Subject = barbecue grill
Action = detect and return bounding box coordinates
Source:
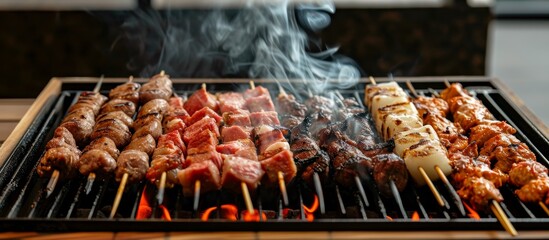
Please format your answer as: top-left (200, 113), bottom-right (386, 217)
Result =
top-left (0, 76), bottom-right (548, 234)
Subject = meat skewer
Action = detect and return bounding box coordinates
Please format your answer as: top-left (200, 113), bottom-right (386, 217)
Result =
top-left (332, 90), bottom-right (409, 218)
top-left (407, 80), bottom-right (517, 236)
top-left (82, 76), bottom-right (136, 194)
top-left (249, 81), bottom-right (292, 206)
top-left (110, 71), bottom-right (174, 217)
top-left (41, 76), bottom-right (106, 197)
top-left (440, 81), bottom-right (549, 216)
top-left (277, 86), bottom-right (327, 212)
top-left (366, 77), bottom-right (449, 209)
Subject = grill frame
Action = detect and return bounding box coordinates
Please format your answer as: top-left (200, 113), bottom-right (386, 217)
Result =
top-left (0, 76), bottom-right (548, 232)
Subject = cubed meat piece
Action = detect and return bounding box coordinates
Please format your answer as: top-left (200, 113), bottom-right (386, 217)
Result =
top-left (184, 88), bottom-right (219, 115)
top-left (260, 150), bottom-right (296, 187)
top-left (255, 128), bottom-right (286, 154)
top-left (221, 125), bottom-right (252, 142)
top-left (216, 139), bottom-right (258, 161)
top-left (115, 150), bottom-right (149, 183)
top-left (187, 144), bottom-right (217, 156)
top-left (125, 134), bottom-right (156, 157)
top-left (147, 154), bottom-right (183, 182)
top-left (259, 141), bottom-right (290, 161)
top-left (218, 92), bottom-right (246, 113)
top-left (185, 151), bottom-right (223, 169)
top-left (246, 95), bottom-right (275, 112)
top-left (223, 111), bottom-right (251, 127)
top-left (163, 118), bottom-right (186, 137)
top-left (178, 161), bottom-right (221, 196)
top-left (187, 129), bottom-right (218, 149)
top-left (183, 117), bottom-right (220, 144)
top-left (221, 156), bottom-right (265, 193)
top-left (184, 107), bottom-right (222, 126)
top-left (169, 96), bottom-right (185, 110)
top-left (250, 111), bottom-right (280, 126)
top-left (153, 141), bottom-right (184, 159)
top-left (158, 130), bottom-right (185, 152)
top-left (243, 86), bottom-right (270, 99)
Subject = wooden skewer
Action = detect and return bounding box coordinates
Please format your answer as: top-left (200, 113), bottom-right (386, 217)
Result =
top-left (406, 80), bottom-right (463, 213)
top-left (250, 81), bottom-right (290, 207)
top-left (540, 201), bottom-right (549, 217)
top-left (160, 70), bottom-right (165, 76)
top-left (109, 172), bottom-right (128, 219)
top-left (435, 166), bottom-right (466, 216)
top-left (193, 180), bottom-right (201, 211)
top-left (278, 171), bottom-right (289, 207)
top-left (491, 200), bottom-right (518, 236)
top-left (84, 172), bottom-right (96, 195)
top-left (45, 170), bottom-right (60, 198)
top-left (418, 166), bottom-right (445, 207)
top-left (241, 182), bottom-right (254, 214)
top-left (443, 79), bottom-right (451, 88)
top-left (156, 171), bottom-right (167, 205)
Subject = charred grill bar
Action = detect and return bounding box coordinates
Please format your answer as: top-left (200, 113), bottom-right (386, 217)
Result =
top-left (0, 77), bottom-right (548, 232)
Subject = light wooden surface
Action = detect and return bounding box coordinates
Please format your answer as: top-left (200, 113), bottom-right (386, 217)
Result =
top-left (0, 77), bottom-right (547, 239)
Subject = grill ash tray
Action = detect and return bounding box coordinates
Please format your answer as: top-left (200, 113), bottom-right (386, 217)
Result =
top-left (0, 77), bottom-right (548, 232)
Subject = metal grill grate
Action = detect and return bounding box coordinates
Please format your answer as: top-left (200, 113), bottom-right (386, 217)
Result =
top-left (0, 77), bottom-right (547, 232)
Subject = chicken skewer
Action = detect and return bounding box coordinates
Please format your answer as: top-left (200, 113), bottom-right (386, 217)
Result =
top-left (41, 76), bottom-right (107, 197)
top-left (366, 77), bottom-right (449, 209)
top-left (440, 81), bottom-right (549, 217)
top-left (408, 80), bottom-right (517, 236)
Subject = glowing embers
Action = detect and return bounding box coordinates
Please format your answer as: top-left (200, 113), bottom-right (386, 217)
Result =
top-left (463, 202), bottom-right (481, 220)
top-left (201, 205), bottom-right (238, 221)
top-left (136, 185), bottom-right (173, 221)
top-left (411, 211), bottom-right (420, 221)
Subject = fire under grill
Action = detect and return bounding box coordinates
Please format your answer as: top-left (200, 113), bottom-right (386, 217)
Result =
top-left (0, 77), bottom-right (548, 232)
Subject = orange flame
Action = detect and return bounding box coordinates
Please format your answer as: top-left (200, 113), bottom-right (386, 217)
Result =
top-left (463, 202), bottom-right (481, 220)
top-left (136, 186), bottom-right (152, 220)
top-left (135, 186), bottom-right (173, 220)
top-left (386, 216), bottom-right (393, 221)
top-left (242, 210), bottom-right (267, 222)
top-left (201, 204), bottom-right (238, 221)
top-left (302, 195), bottom-right (319, 222)
top-left (159, 205), bottom-right (172, 221)
top-left (411, 211), bottom-right (420, 221)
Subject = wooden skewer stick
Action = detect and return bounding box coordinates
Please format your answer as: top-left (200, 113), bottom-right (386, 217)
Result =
top-left (368, 76), bottom-right (377, 85)
top-left (45, 170), bottom-right (60, 198)
top-left (418, 166), bottom-right (445, 207)
top-left (278, 171), bottom-right (289, 207)
top-left (160, 70), bottom-right (165, 76)
top-left (193, 180), bottom-right (201, 211)
top-left (435, 166), bottom-right (466, 216)
top-left (241, 182), bottom-right (254, 214)
top-left (250, 81), bottom-right (290, 207)
top-left (540, 201), bottom-right (549, 217)
top-left (491, 200), bottom-right (518, 236)
top-left (84, 172), bottom-right (96, 195)
top-left (406, 80), bottom-right (463, 212)
top-left (109, 172), bottom-right (128, 219)
top-left (156, 171), bottom-right (167, 205)
top-left (443, 79), bottom-right (451, 88)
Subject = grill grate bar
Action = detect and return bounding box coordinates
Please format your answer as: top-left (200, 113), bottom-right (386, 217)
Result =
top-left (335, 185), bottom-right (346, 215)
top-left (65, 181), bottom-right (85, 219)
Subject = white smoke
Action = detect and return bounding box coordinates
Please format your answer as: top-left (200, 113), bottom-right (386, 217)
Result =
top-left (120, 0), bottom-right (360, 93)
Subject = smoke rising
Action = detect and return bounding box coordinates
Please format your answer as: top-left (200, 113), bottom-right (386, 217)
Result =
top-left (120, 0), bottom-right (360, 93)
